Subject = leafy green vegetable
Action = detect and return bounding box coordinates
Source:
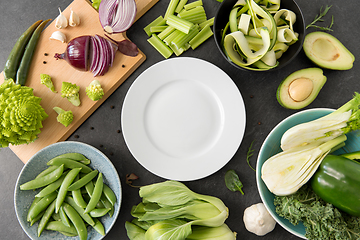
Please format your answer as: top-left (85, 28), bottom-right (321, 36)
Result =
top-left (86, 80), bottom-right (104, 101)
top-left (224, 170), bottom-right (244, 195)
top-left (306, 5), bottom-right (334, 31)
top-left (53, 107), bottom-right (73, 127)
top-left (247, 140), bottom-right (256, 171)
top-left (0, 79), bottom-right (48, 148)
top-left (40, 74), bottom-right (56, 93)
top-left (61, 82), bottom-right (80, 107)
top-left (274, 184), bottom-right (360, 239)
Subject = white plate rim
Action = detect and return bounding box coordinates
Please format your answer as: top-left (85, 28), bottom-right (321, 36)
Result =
top-left (121, 57), bottom-right (246, 181)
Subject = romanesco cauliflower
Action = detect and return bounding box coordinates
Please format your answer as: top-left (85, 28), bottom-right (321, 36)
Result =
top-left (40, 74), bottom-right (56, 93)
top-left (53, 107), bottom-right (73, 127)
top-left (61, 82), bottom-right (80, 106)
top-left (86, 80), bottom-right (104, 101)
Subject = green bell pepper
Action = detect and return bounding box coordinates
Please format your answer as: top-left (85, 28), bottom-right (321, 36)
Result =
top-left (311, 154), bottom-right (360, 217)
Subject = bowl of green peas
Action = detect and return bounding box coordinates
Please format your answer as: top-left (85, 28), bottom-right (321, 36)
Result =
top-left (14, 141), bottom-right (122, 240)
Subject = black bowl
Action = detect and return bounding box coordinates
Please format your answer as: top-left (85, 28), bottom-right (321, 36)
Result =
top-left (214, 0), bottom-right (305, 71)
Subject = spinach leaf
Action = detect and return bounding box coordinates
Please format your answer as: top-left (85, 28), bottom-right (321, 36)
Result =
top-left (224, 170), bottom-right (244, 195)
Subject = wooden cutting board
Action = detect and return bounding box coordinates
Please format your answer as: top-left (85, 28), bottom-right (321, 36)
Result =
top-left (0, 0), bottom-right (159, 163)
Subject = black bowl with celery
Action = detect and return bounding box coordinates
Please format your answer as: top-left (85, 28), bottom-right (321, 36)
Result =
top-left (214, 0), bottom-right (305, 71)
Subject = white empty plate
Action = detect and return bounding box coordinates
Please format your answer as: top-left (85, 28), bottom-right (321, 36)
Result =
top-left (121, 57), bottom-right (246, 181)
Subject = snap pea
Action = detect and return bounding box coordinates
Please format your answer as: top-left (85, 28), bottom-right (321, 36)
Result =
top-left (16, 19), bottom-right (51, 86)
top-left (65, 196), bottom-right (95, 226)
top-left (45, 221), bottom-right (78, 236)
top-left (20, 164), bottom-right (64, 190)
top-left (63, 202), bottom-right (88, 240)
top-left (100, 193), bottom-right (114, 217)
top-left (92, 218), bottom-right (105, 236)
top-left (35, 171), bottom-right (67, 198)
top-left (37, 198), bottom-right (56, 237)
top-left (59, 231), bottom-right (78, 237)
top-left (51, 212), bottom-right (61, 221)
top-left (59, 206), bottom-right (71, 227)
top-left (30, 210), bottom-right (44, 226)
top-left (103, 183), bottom-right (117, 206)
top-left (72, 188), bottom-right (87, 209)
top-left (52, 152), bottom-right (88, 161)
top-left (84, 173), bottom-right (103, 214)
top-left (55, 168), bottom-right (81, 213)
top-left (3, 20), bottom-right (42, 81)
top-left (35, 165), bottom-right (58, 179)
top-left (68, 169), bottom-right (98, 191)
top-left (27, 191), bottom-right (57, 222)
top-left (89, 208), bottom-right (111, 218)
top-left (27, 197), bottom-right (41, 221)
top-left (47, 158), bottom-right (92, 173)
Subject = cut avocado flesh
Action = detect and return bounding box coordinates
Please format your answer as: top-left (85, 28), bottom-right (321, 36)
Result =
top-left (303, 31), bottom-right (355, 70)
top-left (277, 68), bottom-right (326, 109)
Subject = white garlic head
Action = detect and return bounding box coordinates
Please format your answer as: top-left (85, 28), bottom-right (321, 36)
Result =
top-left (55, 7), bottom-right (68, 29)
top-left (243, 203), bottom-right (276, 236)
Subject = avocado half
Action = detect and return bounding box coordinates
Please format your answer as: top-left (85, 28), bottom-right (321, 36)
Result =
top-left (303, 31), bottom-right (355, 70)
top-left (277, 68), bottom-right (326, 109)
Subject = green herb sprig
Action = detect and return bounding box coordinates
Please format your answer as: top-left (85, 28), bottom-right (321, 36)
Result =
top-left (306, 5), bottom-right (334, 31)
top-left (247, 140), bottom-right (256, 171)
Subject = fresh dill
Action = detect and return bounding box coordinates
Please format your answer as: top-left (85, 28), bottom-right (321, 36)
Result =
top-left (306, 5), bottom-right (334, 31)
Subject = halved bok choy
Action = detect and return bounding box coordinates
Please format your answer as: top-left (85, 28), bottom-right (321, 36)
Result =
top-left (281, 92), bottom-right (360, 151)
top-left (262, 134), bottom-right (347, 196)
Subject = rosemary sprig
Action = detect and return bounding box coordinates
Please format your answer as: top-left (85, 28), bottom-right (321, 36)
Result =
top-left (306, 5), bottom-right (334, 31)
top-left (247, 140), bottom-right (256, 171)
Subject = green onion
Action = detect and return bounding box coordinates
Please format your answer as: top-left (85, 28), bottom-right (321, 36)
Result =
top-left (147, 34), bottom-right (173, 59)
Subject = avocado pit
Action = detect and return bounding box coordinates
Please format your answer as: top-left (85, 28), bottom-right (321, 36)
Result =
top-left (288, 78), bottom-right (313, 102)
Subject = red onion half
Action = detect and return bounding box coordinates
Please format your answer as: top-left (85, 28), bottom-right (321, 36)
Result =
top-left (99, 0), bottom-right (137, 34)
top-left (55, 35), bottom-right (118, 77)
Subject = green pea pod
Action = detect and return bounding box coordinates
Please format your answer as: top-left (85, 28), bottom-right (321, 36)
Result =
top-left (72, 188), bottom-right (87, 209)
top-left (68, 170), bottom-right (98, 191)
top-left (55, 168), bottom-right (81, 213)
top-left (3, 20), bottom-right (42, 80)
top-left (103, 183), bottom-right (116, 206)
top-left (27, 191), bottom-right (57, 222)
top-left (30, 211), bottom-right (44, 226)
top-left (35, 165), bottom-right (58, 179)
top-left (65, 196), bottom-right (95, 226)
top-left (16, 19), bottom-right (51, 86)
top-left (47, 158), bottom-right (92, 173)
top-left (51, 212), bottom-right (61, 221)
top-left (100, 192), bottom-right (114, 217)
top-left (63, 203), bottom-right (88, 240)
top-left (89, 208), bottom-right (111, 218)
top-left (35, 171), bottom-right (68, 198)
top-left (45, 221), bottom-right (78, 236)
top-left (20, 164), bottom-right (64, 190)
top-left (27, 197), bottom-right (41, 222)
top-left (37, 198), bottom-right (56, 237)
top-left (84, 173), bottom-right (103, 214)
top-left (59, 206), bottom-right (72, 227)
top-left (92, 218), bottom-right (105, 236)
top-left (52, 152), bottom-right (88, 161)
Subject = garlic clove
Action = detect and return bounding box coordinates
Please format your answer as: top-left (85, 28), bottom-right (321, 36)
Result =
top-left (55, 7), bottom-right (68, 29)
top-left (69, 8), bottom-right (80, 27)
top-left (50, 31), bottom-right (67, 43)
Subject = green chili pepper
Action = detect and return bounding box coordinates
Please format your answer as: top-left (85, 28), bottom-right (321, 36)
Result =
top-left (20, 164), bottom-right (64, 190)
top-left (63, 202), bottom-right (88, 240)
top-left (68, 169), bottom-right (98, 191)
top-left (55, 168), bottom-right (81, 213)
top-left (311, 154), bottom-right (360, 217)
top-left (16, 19), bottom-right (51, 86)
top-left (84, 173), bottom-right (103, 214)
top-left (37, 198), bottom-right (56, 237)
top-left (103, 183), bottom-right (117, 206)
top-left (45, 221), bottom-right (78, 236)
top-left (27, 191), bottom-right (57, 222)
top-left (3, 20), bottom-right (42, 81)
top-left (47, 158), bottom-right (92, 173)
top-left (65, 196), bottom-right (95, 226)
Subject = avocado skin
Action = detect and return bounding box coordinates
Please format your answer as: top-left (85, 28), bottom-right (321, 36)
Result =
top-left (303, 31), bottom-right (355, 70)
top-left (276, 68), bottom-right (327, 110)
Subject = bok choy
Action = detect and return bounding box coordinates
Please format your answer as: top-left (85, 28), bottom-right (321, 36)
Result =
top-left (281, 92), bottom-right (360, 150)
top-left (125, 180), bottom-right (236, 240)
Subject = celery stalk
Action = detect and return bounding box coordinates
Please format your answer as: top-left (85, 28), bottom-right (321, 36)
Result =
top-left (164, 0), bottom-right (180, 20)
top-left (158, 26), bottom-right (176, 40)
top-left (199, 17), bottom-right (214, 29)
top-left (147, 34), bottom-right (173, 59)
top-left (171, 26), bottom-right (200, 49)
top-left (163, 29), bottom-right (182, 45)
top-left (166, 14), bottom-right (194, 34)
top-left (177, 6), bottom-right (207, 24)
top-left (144, 16), bottom-right (166, 37)
top-left (175, 0), bottom-right (188, 13)
top-left (184, 0), bottom-right (203, 10)
top-left (150, 25), bottom-right (168, 33)
top-left (189, 24), bottom-right (213, 50)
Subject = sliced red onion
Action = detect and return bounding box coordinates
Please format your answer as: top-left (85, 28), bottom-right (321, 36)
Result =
top-left (99, 0), bottom-right (137, 34)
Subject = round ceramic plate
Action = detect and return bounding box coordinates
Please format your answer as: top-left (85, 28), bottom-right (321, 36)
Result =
top-left (256, 108), bottom-right (360, 238)
top-left (122, 57), bottom-right (246, 181)
top-left (14, 141), bottom-right (122, 240)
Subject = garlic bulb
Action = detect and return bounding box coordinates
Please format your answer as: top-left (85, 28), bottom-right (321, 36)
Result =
top-left (50, 31), bottom-right (66, 43)
top-left (243, 203), bottom-right (276, 236)
top-left (55, 7), bottom-right (68, 29)
top-left (69, 8), bottom-right (80, 27)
